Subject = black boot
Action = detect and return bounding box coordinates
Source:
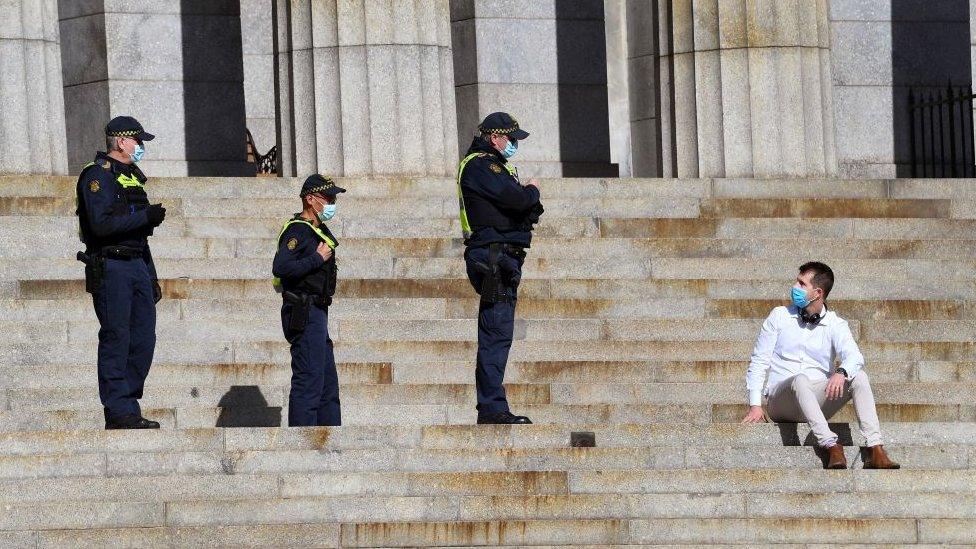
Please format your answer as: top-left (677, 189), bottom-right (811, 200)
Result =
top-left (477, 411), bottom-right (532, 425)
top-left (106, 414), bottom-right (160, 430)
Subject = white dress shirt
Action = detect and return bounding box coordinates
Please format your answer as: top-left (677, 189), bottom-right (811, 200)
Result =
top-left (745, 305), bottom-right (865, 406)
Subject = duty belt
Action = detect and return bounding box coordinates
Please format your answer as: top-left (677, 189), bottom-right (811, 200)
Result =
top-left (283, 290), bottom-right (330, 309)
top-left (95, 246), bottom-right (145, 260)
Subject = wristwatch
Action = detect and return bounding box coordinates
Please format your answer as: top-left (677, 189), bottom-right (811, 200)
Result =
top-left (836, 368), bottom-right (848, 378)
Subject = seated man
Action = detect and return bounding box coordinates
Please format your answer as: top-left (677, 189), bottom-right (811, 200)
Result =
top-left (741, 262), bottom-right (900, 470)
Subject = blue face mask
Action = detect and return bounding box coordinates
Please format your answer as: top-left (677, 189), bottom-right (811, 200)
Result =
top-left (502, 140), bottom-right (518, 159)
top-left (318, 203), bottom-right (336, 222)
top-left (791, 286), bottom-right (811, 308)
top-left (130, 143), bottom-right (145, 163)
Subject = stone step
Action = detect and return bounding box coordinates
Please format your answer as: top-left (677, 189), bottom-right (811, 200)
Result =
top-left (5, 359), bottom-right (970, 389)
top-left (4, 257), bottom-right (976, 283)
top-left (1, 424), bottom-right (973, 456)
top-left (5, 174), bottom-right (976, 200)
top-left (0, 195), bottom-right (704, 219)
top-left (6, 317), bottom-right (976, 345)
top-left (22, 213), bottom-right (976, 242)
top-left (330, 517), bottom-right (975, 546)
top-left (1, 503), bottom-right (970, 544)
top-left (12, 232), bottom-right (976, 262)
top-left (1, 339), bottom-right (972, 368)
top-left (6, 468), bottom-right (974, 503)
top-left (0, 523), bottom-right (346, 548)
top-left (6, 381), bottom-right (972, 411)
top-left (14, 296), bottom-right (976, 322)
top-left (17, 213), bottom-right (976, 242)
top-left (1, 401), bottom-right (971, 432)
top-left (0, 175), bottom-right (912, 198)
top-left (4, 517), bottom-right (973, 546)
top-left (12, 276), bottom-right (976, 302)
top-left (3, 444), bottom-right (971, 482)
top-left (11, 195), bottom-right (974, 221)
top-left (3, 489), bottom-right (976, 528)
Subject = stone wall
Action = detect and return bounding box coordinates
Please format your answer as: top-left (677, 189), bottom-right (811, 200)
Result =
top-left (830, 0), bottom-right (971, 178)
top-left (450, 0), bottom-right (616, 177)
top-left (58, 0), bottom-right (251, 176)
top-left (1, 0), bottom-right (67, 174)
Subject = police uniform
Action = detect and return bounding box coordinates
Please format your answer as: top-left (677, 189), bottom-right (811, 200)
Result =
top-left (457, 112), bottom-right (544, 424)
top-left (75, 116), bottom-right (166, 429)
top-left (272, 174), bottom-right (345, 426)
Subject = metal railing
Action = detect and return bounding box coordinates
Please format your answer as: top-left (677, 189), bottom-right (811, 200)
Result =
top-left (246, 129), bottom-right (278, 176)
top-left (908, 84), bottom-right (976, 177)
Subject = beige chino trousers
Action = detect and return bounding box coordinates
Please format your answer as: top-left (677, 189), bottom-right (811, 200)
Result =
top-left (765, 371), bottom-right (883, 448)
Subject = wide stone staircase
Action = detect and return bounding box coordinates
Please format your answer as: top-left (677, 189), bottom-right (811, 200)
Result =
top-left (0, 174), bottom-right (974, 546)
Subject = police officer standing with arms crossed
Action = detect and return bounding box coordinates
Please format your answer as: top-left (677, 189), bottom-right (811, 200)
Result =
top-left (457, 112), bottom-right (544, 424)
top-left (76, 116), bottom-right (166, 430)
top-left (272, 174), bottom-right (344, 426)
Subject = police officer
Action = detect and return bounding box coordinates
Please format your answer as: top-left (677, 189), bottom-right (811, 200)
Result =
top-left (76, 116), bottom-right (166, 429)
top-left (272, 174), bottom-right (345, 426)
top-left (457, 112), bottom-right (544, 424)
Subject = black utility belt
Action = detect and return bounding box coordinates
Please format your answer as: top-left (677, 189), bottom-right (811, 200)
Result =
top-left (95, 246), bottom-right (145, 260)
top-left (283, 290), bottom-right (330, 308)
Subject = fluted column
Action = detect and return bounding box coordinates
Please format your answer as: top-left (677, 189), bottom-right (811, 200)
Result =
top-left (630, 0), bottom-right (836, 178)
top-left (0, 0), bottom-right (68, 174)
top-left (274, 0), bottom-right (458, 177)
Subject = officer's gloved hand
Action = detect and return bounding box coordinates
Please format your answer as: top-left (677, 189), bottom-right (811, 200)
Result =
top-left (147, 204), bottom-right (166, 227)
top-left (152, 280), bottom-right (162, 304)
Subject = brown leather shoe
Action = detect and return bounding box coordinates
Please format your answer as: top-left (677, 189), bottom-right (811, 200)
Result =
top-left (863, 445), bottom-right (901, 469)
top-left (825, 444), bottom-right (847, 469)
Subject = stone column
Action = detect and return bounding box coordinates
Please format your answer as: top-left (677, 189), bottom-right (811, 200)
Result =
top-left (450, 0), bottom-right (617, 177)
top-left (58, 0), bottom-right (251, 176)
top-left (626, 0), bottom-right (662, 177)
top-left (273, 0), bottom-right (458, 177)
top-left (0, 0), bottom-right (68, 174)
top-left (241, 0), bottom-right (277, 157)
top-left (629, 0), bottom-right (836, 178)
top-left (605, 0), bottom-right (632, 177)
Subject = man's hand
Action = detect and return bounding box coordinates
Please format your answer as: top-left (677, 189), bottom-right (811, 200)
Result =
top-left (741, 405), bottom-right (765, 423)
top-left (316, 242), bottom-right (333, 261)
top-left (825, 372), bottom-right (846, 400)
top-left (526, 178), bottom-right (539, 188)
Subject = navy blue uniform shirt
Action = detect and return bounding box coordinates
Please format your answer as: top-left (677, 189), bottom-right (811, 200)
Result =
top-left (459, 137), bottom-right (541, 249)
top-left (76, 151), bottom-right (152, 250)
top-left (272, 217), bottom-right (338, 294)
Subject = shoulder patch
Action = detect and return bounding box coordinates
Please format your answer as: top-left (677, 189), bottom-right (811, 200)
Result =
top-left (101, 160), bottom-right (111, 169)
top-left (89, 181), bottom-right (100, 193)
top-left (286, 237), bottom-right (298, 250)
top-left (489, 163), bottom-right (502, 174)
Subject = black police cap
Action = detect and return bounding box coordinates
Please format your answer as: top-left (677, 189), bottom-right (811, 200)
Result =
top-left (478, 112), bottom-right (529, 140)
top-left (106, 116), bottom-right (155, 142)
top-left (300, 174), bottom-right (346, 198)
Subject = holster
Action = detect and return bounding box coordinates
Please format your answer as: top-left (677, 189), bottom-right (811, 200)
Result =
top-left (283, 291), bottom-right (311, 332)
top-left (76, 251), bottom-right (105, 294)
top-left (479, 243), bottom-right (518, 304)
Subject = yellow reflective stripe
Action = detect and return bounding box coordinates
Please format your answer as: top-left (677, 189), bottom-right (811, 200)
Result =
top-left (117, 173), bottom-right (143, 188)
top-left (272, 218), bottom-right (336, 293)
top-left (455, 152), bottom-right (485, 239)
top-left (276, 219), bottom-right (337, 249)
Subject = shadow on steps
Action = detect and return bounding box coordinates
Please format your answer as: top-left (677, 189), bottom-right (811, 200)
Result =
top-left (215, 385), bottom-right (282, 427)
